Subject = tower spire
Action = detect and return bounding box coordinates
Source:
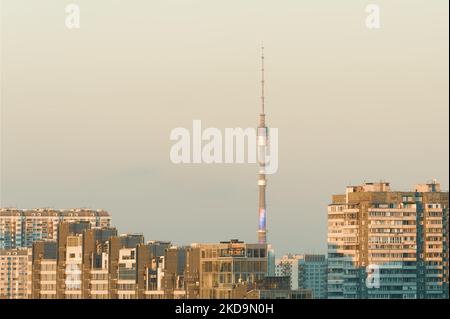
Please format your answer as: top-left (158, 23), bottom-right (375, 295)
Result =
top-left (261, 43), bottom-right (265, 115)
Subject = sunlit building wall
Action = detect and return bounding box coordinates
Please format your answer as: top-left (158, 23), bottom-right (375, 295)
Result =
top-left (328, 181), bottom-right (449, 299)
top-left (0, 248), bottom-right (32, 299)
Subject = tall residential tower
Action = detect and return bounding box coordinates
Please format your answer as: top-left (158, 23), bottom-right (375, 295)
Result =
top-left (327, 181), bottom-right (449, 299)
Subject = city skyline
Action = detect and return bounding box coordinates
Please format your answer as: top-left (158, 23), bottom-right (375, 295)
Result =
top-left (1, 1), bottom-right (449, 256)
top-left (1, 179), bottom-right (447, 299)
top-left (1, 178), bottom-right (447, 253)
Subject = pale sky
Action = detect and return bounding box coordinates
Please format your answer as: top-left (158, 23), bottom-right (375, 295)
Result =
top-left (1, 0), bottom-right (448, 255)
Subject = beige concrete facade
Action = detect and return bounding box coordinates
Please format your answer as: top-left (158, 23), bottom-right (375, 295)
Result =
top-left (0, 248), bottom-right (32, 299)
top-left (328, 181), bottom-right (449, 299)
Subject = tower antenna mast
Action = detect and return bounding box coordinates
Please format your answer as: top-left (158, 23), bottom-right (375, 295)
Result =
top-left (261, 43), bottom-right (265, 115)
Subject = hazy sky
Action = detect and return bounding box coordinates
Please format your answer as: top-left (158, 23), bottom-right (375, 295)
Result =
top-left (1, 0), bottom-right (448, 255)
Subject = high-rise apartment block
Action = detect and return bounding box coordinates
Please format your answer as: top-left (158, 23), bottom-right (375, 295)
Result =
top-left (328, 181), bottom-right (448, 299)
top-left (0, 208), bottom-right (111, 249)
top-left (82, 227), bottom-right (118, 299)
top-left (275, 254), bottom-right (327, 299)
top-left (158, 246), bottom-right (187, 299)
top-left (31, 241), bottom-right (57, 299)
top-left (30, 222), bottom-right (117, 299)
top-left (0, 248), bottom-right (32, 299)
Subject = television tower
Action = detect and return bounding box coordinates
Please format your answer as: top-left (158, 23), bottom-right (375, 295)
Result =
top-left (257, 44), bottom-right (268, 244)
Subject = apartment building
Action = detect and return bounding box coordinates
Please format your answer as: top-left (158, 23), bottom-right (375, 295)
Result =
top-left (56, 222), bottom-right (91, 299)
top-left (327, 181), bottom-right (449, 299)
top-left (0, 248), bottom-right (32, 299)
top-left (187, 239), bottom-right (268, 299)
top-left (83, 228), bottom-right (118, 299)
top-left (27, 221), bottom-right (117, 299)
top-left (140, 244), bottom-right (185, 299)
top-left (0, 208), bottom-right (111, 249)
top-left (109, 234), bottom-right (144, 299)
top-left (32, 241), bottom-right (57, 299)
top-left (275, 254), bottom-right (327, 299)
